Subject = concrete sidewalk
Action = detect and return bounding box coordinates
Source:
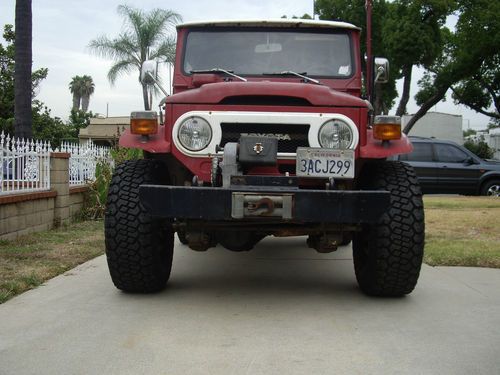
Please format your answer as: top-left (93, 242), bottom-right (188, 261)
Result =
top-left (1, 236), bottom-right (499, 374)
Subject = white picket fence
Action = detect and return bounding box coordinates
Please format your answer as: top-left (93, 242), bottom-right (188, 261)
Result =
top-left (0, 131), bottom-right (112, 195)
top-left (58, 141), bottom-right (113, 186)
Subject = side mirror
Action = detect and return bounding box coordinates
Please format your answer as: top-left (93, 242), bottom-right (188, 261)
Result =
top-left (464, 157), bottom-right (476, 165)
top-left (374, 57), bottom-right (389, 83)
top-left (140, 60), bottom-right (157, 85)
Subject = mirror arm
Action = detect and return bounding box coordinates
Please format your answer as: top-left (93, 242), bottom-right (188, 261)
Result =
top-left (374, 66), bottom-right (385, 83)
top-left (145, 72), bottom-right (169, 97)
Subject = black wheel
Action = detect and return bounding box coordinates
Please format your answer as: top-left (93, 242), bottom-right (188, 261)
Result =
top-left (481, 180), bottom-right (500, 197)
top-left (353, 161), bottom-right (425, 297)
top-left (105, 159), bottom-right (174, 293)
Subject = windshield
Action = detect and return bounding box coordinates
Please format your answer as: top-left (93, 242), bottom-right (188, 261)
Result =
top-left (183, 29), bottom-right (353, 77)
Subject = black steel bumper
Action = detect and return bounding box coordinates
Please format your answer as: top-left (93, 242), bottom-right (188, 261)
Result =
top-left (139, 185), bottom-right (390, 224)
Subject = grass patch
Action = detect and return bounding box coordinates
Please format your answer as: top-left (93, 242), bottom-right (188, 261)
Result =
top-left (423, 196), bottom-right (500, 268)
top-left (0, 220), bottom-right (104, 304)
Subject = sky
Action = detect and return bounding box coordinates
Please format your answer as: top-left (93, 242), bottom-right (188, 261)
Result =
top-left (0, 0), bottom-right (492, 130)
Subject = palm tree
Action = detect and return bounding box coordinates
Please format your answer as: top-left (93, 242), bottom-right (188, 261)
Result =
top-left (89, 5), bottom-right (181, 110)
top-left (69, 76), bottom-right (83, 111)
top-left (14, 0), bottom-right (33, 138)
top-left (69, 75), bottom-right (95, 112)
top-left (80, 75), bottom-right (95, 112)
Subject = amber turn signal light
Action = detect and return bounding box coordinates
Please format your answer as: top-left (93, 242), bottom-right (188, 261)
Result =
top-left (373, 116), bottom-right (401, 140)
top-left (130, 111), bottom-right (158, 135)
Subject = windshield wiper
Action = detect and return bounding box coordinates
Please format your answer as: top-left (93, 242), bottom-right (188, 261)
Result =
top-left (263, 71), bottom-right (321, 85)
top-left (190, 68), bottom-right (247, 82)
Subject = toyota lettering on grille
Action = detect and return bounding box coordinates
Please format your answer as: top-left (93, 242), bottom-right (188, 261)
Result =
top-left (240, 133), bottom-right (292, 141)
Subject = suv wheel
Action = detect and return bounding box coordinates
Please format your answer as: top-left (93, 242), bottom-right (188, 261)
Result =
top-left (353, 161), bottom-right (425, 297)
top-left (481, 180), bottom-right (500, 197)
top-left (105, 160), bottom-right (174, 292)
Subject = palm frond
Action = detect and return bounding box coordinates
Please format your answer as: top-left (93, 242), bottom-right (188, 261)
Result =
top-left (107, 60), bottom-right (137, 85)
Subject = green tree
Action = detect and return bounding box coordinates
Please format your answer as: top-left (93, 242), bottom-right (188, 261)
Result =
top-left (69, 76), bottom-right (83, 111)
top-left (0, 24), bottom-right (47, 136)
top-left (68, 108), bottom-right (94, 132)
top-left (80, 75), bottom-right (95, 112)
top-left (31, 100), bottom-right (76, 147)
top-left (405, 0), bottom-right (500, 133)
top-left (450, 54), bottom-right (499, 120)
top-left (384, 0), bottom-right (455, 116)
top-left (89, 5), bottom-right (181, 110)
top-left (14, 0), bottom-right (33, 138)
top-left (69, 75), bottom-right (95, 112)
top-left (315, 0), bottom-right (397, 114)
top-left (463, 138), bottom-right (494, 159)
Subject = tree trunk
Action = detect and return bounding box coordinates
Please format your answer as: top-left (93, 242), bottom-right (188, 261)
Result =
top-left (14, 0), bottom-right (33, 139)
top-left (81, 94), bottom-right (89, 112)
top-left (403, 85), bottom-right (449, 134)
top-left (72, 93), bottom-right (81, 111)
top-left (396, 64), bottom-right (412, 117)
top-left (142, 83), bottom-right (150, 110)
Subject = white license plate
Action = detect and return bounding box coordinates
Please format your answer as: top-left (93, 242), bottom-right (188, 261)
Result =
top-left (296, 148), bottom-right (355, 178)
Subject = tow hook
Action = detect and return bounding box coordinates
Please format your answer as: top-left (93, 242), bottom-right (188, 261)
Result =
top-left (247, 197), bottom-right (275, 216)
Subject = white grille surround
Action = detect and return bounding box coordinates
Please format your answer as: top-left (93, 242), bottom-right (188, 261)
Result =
top-left (172, 111), bottom-right (359, 158)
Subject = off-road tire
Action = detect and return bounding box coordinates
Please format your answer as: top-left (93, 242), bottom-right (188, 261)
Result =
top-left (105, 159), bottom-right (174, 293)
top-left (353, 161), bottom-right (425, 297)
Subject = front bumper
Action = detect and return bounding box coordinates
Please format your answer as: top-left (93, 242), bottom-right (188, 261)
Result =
top-left (139, 185), bottom-right (390, 224)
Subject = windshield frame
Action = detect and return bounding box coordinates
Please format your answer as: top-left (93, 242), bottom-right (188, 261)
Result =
top-left (180, 27), bottom-right (356, 80)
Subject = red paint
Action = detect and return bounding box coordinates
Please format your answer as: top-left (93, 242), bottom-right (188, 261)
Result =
top-left (122, 21), bottom-right (407, 180)
top-left (360, 130), bottom-right (413, 159)
top-left (119, 126), bottom-right (170, 153)
top-left (166, 81), bottom-right (366, 107)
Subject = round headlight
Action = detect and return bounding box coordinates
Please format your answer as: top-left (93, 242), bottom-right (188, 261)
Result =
top-left (178, 116), bottom-right (212, 151)
top-left (318, 119), bottom-right (353, 149)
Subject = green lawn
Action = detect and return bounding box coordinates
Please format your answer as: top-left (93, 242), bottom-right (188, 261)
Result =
top-left (0, 220), bottom-right (104, 304)
top-left (423, 196), bottom-right (500, 268)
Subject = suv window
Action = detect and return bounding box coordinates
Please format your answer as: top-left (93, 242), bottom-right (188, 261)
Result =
top-left (400, 142), bottom-right (433, 162)
top-left (435, 144), bottom-right (469, 163)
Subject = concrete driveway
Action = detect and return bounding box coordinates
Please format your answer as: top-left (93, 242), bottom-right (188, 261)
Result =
top-left (1, 236), bottom-right (500, 375)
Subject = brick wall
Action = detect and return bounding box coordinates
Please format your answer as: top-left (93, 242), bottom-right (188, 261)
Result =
top-left (0, 153), bottom-right (89, 241)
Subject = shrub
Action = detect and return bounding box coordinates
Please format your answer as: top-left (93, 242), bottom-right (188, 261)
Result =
top-left (83, 147), bottom-right (143, 219)
top-left (463, 138), bottom-right (494, 159)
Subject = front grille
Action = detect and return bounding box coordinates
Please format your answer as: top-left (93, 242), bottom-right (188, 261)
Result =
top-left (220, 123), bottom-right (310, 153)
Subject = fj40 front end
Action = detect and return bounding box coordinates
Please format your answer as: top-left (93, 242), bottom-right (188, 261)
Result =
top-left (105, 18), bottom-right (424, 297)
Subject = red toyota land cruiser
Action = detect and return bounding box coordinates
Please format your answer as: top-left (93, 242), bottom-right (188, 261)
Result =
top-left (105, 18), bottom-right (424, 297)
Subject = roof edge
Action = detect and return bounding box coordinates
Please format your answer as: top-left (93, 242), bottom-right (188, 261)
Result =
top-left (177, 19), bottom-right (360, 31)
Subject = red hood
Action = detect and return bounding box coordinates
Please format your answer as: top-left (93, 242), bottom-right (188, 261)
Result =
top-left (166, 81), bottom-right (366, 107)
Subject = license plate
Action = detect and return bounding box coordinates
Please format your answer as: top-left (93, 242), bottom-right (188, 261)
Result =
top-left (296, 148), bottom-right (355, 178)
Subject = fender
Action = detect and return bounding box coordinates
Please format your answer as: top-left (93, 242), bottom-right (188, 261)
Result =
top-left (119, 126), bottom-right (171, 153)
top-left (478, 171), bottom-right (500, 192)
top-left (360, 130), bottom-right (413, 159)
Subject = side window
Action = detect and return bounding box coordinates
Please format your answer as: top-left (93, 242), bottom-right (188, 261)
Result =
top-left (435, 144), bottom-right (468, 163)
top-left (400, 142), bottom-right (433, 162)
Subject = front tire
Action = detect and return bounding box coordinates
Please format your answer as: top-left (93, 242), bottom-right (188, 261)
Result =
top-left (105, 159), bottom-right (174, 293)
top-left (353, 161), bottom-right (425, 297)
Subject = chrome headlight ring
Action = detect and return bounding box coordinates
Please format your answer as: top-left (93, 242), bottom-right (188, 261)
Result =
top-left (318, 118), bottom-right (355, 149)
top-left (177, 116), bottom-right (212, 151)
